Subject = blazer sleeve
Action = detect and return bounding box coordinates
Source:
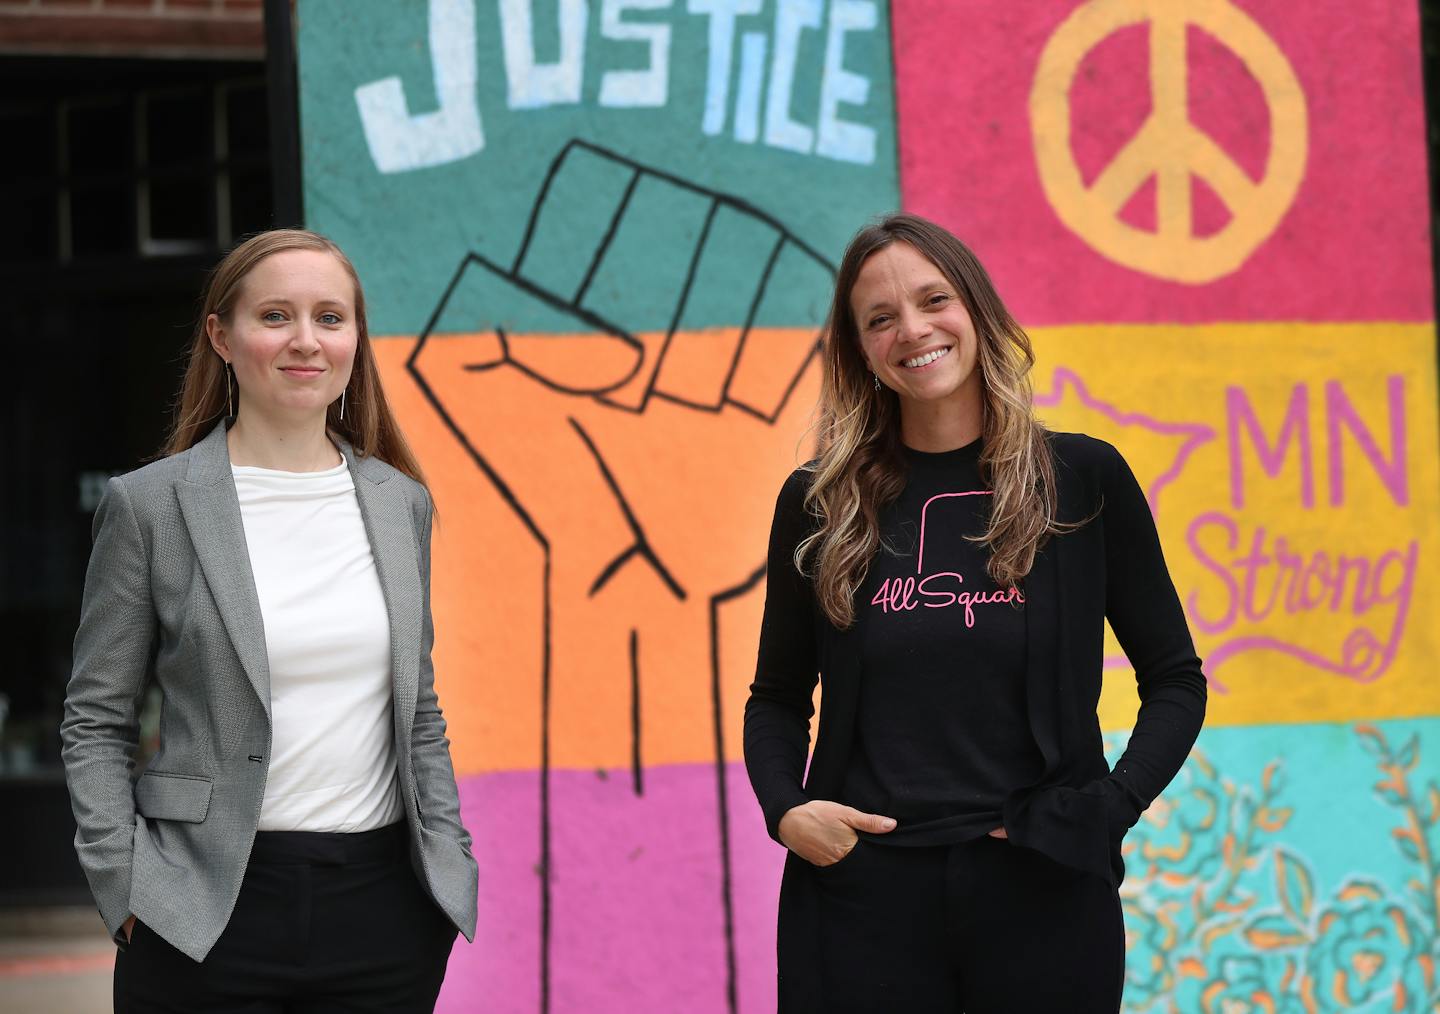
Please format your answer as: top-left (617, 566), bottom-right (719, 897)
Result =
top-left (1096, 443), bottom-right (1208, 838)
top-left (743, 470), bottom-right (821, 843)
top-left (409, 490), bottom-right (474, 852)
top-left (60, 477), bottom-right (156, 938)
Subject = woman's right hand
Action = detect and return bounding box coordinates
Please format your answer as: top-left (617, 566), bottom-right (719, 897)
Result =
top-left (121, 915), bottom-right (136, 943)
top-left (778, 800), bottom-right (896, 866)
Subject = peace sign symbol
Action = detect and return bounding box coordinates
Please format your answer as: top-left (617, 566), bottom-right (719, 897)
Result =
top-left (1030, 0), bottom-right (1308, 284)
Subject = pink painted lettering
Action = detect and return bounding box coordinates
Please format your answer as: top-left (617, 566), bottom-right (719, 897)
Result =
top-left (1185, 511), bottom-right (1238, 634)
top-left (1325, 375), bottom-right (1408, 507)
top-left (1184, 510), bottom-right (1418, 683)
top-left (1226, 376), bottom-right (1408, 510)
top-left (1227, 382), bottom-right (1313, 510)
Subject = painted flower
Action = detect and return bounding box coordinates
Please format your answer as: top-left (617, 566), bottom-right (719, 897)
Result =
top-left (1300, 880), bottom-right (1434, 1013)
top-left (1195, 955), bottom-right (1307, 1014)
top-left (1125, 751), bottom-right (1226, 887)
top-left (1121, 898), bottom-right (1181, 1010)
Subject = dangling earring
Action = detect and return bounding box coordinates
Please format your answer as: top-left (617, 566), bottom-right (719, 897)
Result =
top-left (339, 387), bottom-right (346, 422)
top-left (224, 361), bottom-right (234, 418)
top-left (872, 372), bottom-right (881, 392)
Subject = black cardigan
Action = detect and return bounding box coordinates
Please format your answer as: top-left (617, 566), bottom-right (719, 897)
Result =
top-left (744, 432), bottom-right (1207, 886)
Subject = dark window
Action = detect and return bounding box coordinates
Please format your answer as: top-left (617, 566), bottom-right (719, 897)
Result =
top-left (0, 55), bottom-right (278, 905)
top-left (0, 59), bottom-right (274, 267)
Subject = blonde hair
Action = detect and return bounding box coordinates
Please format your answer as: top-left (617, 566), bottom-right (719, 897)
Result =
top-left (163, 229), bottom-right (427, 488)
top-left (798, 213), bottom-right (1070, 629)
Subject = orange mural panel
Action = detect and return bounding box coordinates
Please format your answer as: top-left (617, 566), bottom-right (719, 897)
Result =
top-left (376, 329), bottom-right (821, 776)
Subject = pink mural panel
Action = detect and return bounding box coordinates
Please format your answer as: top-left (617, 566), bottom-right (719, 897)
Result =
top-left (440, 765), bottom-right (783, 1013)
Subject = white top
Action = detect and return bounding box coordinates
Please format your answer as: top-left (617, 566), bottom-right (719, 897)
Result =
top-left (232, 456), bottom-right (403, 832)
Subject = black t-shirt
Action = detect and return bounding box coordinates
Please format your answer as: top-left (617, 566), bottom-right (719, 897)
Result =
top-left (843, 439), bottom-right (1045, 846)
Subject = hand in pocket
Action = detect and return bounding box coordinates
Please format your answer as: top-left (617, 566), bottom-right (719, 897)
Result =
top-left (778, 800), bottom-right (896, 867)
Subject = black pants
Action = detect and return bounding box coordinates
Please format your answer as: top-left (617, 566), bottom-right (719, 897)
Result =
top-left (795, 834), bottom-right (1124, 1013)
top-left (115, 823), bottom-right (457, 1013)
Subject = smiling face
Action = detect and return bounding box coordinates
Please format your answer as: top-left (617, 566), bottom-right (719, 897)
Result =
top-left (850, 241), bottom-right (982, 422)
top-left (207, 248), bottom-right (358, 428)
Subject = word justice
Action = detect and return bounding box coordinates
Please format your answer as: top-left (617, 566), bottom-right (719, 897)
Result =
top-left (357, 0), bottom-right (880, 173)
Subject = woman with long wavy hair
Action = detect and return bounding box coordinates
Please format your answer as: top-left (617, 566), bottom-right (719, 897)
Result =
top-left (744, 213), bottom-right (1206, 1012)
top-left (62, 229), bottom-right (477, 1012)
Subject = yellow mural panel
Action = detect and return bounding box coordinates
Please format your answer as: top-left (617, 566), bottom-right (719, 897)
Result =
top-left (1028, 324), bottom-right (1440, 729)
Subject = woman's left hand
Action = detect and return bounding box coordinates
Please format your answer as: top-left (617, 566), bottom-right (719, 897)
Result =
top-left (987, 826), bottom-right (1008, 839)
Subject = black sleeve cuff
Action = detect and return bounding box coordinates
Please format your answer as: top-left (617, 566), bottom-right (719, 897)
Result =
top-left (1002, 776), bottom-right (1143, 885)
top-left (762, 786), bottom-right (811, 845)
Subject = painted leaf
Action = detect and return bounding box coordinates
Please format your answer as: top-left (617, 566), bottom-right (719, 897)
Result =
top-left (1375, 779), bottom-right (1405, 806)
top-left (1214, 893), bottom-right (1256, 914)
top-left (1336, 880), bottom-right (1384, 904)
top-left (1200, 917), bottom-right (1242, 952)
top-left (1275, 848), bottom-right (1315, 924)
top-left (1396, 734), bottom-right (1419, 772)
top-left (1278, 956), bottom-right (1298, 994)
top-left (1244, 913), bottom-right (1308, 951)
top-left (1354, 723), bottom-right (1387, 759)
top-left (1221, 893), bottom-right (1255, 921)
top-left (1392, 828), bottom-right (1422, 862)
top-left (1176, 957), bottom-right (1208, 979)
top-left (1235, 793), bottom-right (1256, 826)
top-left (1261, 760), bottom-right (1282, 795)
top-left (1256, 807), bottom-right (1293, 832)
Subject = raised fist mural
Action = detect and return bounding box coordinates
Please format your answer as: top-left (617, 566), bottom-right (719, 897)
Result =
top-left (408, 140), bottom-right (831, 1011)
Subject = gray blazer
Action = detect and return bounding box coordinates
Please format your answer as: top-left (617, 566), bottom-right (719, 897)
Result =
top-left (60, 422), bottom-right (479, 962)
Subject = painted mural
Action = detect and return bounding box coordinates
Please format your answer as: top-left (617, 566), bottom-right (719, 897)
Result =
top-left (297, 0), bottom-right (1440, 1010)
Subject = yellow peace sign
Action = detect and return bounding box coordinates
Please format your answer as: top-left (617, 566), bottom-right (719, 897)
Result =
top-left (1030, 0), bottom-right (1307, 284)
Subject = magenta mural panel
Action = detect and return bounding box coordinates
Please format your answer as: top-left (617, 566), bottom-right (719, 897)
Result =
top-left (446, 767), bottom-right (783, 1014)
top-left (892, 0), bottom-right (1432, 323)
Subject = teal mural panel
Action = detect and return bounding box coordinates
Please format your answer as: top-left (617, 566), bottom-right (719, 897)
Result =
top-left (1115, 718), bottom-right (1440, 1012)
top-left (298, 0), bottom-right (899, 333)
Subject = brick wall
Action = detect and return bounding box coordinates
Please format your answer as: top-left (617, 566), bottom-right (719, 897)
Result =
top-left (0, 0), bottom-right (267, 60)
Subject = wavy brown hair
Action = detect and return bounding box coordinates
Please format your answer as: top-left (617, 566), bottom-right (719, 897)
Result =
top-left (798, 213), bottom-right (1070, 629)
top-left (163, 229), bottom-right (427, 488)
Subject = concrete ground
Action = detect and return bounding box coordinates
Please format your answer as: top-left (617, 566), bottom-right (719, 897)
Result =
top-left (0, 907), bottom-right (113, 1013)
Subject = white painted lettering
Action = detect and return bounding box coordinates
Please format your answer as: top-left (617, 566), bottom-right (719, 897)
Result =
top-left (354, 0), bottom-right (883, 171)
top-left (765, 0), bottom-right (821, 154)
top-left (354, 0), bottom-right (484, 173)
top-left (500, 0), bottom-right (589, 109)
top-left (733, 31), bottom-right (767, 142)
top-left (599, 0), bottom-right (673, 107)
top-left (687, 0), bottom-right (762, 136)
top-left (815, 0), bottom-right (876, 164)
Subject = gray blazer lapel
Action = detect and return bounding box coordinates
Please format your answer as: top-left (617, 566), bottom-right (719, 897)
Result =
top-left (344, 444), bottom-right (422, 741)
top-left (175, 423), bottom-right (273, 718)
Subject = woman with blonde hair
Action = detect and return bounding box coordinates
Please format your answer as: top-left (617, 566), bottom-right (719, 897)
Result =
top-left (62, 229), bottom-right (477, 1011)
top-left (745, 213), bottom-right (1206, 1012)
